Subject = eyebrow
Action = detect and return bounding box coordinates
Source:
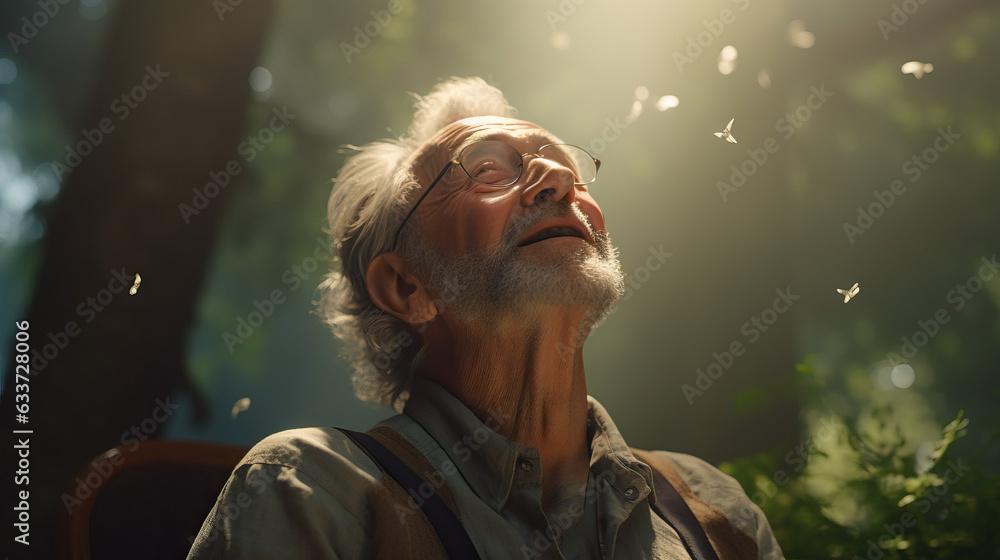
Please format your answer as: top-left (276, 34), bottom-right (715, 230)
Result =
top-left (451, 129), bottom-right (565, 157)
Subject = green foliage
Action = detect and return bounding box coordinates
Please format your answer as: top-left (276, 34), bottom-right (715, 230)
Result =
top-left (721, 357), bottom-right (1000, 559)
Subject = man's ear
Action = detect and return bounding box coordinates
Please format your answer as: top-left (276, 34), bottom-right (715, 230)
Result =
top-left (366, 253), bottom-right (438, 324)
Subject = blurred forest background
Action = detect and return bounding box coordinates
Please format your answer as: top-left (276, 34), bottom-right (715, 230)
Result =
top-left (1, 0), bottom-right (998, 557)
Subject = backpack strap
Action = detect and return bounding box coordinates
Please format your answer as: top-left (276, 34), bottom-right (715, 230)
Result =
top-left (632, 448), bottom-right (759, 560)
top-left (340, 428), bottom-right (482, 560)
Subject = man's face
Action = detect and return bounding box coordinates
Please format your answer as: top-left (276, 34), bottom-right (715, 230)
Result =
top-left (402, 117), bottom-right (624, 324)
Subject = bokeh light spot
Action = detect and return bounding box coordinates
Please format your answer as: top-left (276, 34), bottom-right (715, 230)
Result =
top-left (873, 364), bottom-right (894, 390)
top-left (757, 69), bottom-right (771, 89)
top-left (787, 20), bottom-right (815, 48)
top-left (249, 66), bottom-right (273, 92)
top-left (550, 31), bottom-right (570, 50)
top-left (717, 45), bottom-right (738, 75)
top-left (626, 100), bottom-right (643, 124)
top-left (890, 364), bottom-right (915, 389)
top-left (655, 95), bottom-right (679, 111)
top-left (0, 59), bottom-right (17, 85)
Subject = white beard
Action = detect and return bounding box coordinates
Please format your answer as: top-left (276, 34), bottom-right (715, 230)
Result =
top-left (406, 202), bottom-right (625, 329)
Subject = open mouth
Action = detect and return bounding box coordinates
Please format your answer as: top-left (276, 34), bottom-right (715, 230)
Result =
top-left (517, 227), bottom-right (586, 247)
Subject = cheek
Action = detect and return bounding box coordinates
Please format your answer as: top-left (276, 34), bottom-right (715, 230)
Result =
top-left (424, 196), bottom-right (509, 249)
top-left (576, 197), bottom-right (607, 233)
top-left (460, 197), bottom-right (511, 245)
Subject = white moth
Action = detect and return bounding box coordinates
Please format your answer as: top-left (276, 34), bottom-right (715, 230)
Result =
top-left (715, 118), bottom-right (738, 144)
top-left (837, 282), bottom-right (860, 303)
top-left (129, 273), bottom-right (142, 295)
top-left (231, 397), bottom-right (252, 419)
top-left (901, 61), bottom-right (934, 79)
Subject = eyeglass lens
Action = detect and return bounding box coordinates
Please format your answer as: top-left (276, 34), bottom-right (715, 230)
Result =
top-left (459, 141), bottom-right (597, 186)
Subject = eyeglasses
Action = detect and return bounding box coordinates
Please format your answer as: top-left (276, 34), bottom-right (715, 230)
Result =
top-left (391, 140), bottom-right (601, 250)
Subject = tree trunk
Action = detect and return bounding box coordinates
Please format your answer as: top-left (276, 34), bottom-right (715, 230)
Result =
top-left (2, 1), bottom-right (274, 556)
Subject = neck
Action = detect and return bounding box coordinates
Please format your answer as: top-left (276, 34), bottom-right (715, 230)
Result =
top-left (422, 304), bottom-right (593, 509)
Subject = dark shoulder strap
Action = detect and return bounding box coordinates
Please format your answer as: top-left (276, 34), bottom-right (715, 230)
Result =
top-left (647, 461), bottom-right (722, 560)
top-left (339, 429), bottom-right (482, 560)
top-left (632, 448), bottom-right (759, 560)
top-left (632, 448), bottom-right (722, 560)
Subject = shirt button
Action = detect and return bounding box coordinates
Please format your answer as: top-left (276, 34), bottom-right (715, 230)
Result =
top-left (519, 459), bottom-right (533, 471)
top-left (623, 486), bottom-right (638, 500)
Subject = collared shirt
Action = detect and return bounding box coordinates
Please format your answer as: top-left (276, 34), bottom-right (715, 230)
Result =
top-left (187, 378), bottom-right (783, 559)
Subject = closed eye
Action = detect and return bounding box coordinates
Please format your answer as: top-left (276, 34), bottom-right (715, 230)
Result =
top-left (471, 160), bottom-right (506, 182)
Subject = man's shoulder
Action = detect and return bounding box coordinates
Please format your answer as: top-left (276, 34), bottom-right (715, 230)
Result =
top-left (644, 449), bottom-right (785, 560)
top-left (188, 427), bottom-right (386, 557)
top-left (235, 427), bottom-right (384, 491)
top-left (648, 450), bottom-right (745, 493)
top-left (644, 449), bottom-right (756, 520)
top-left (241, 427), bottom-right (354, 464)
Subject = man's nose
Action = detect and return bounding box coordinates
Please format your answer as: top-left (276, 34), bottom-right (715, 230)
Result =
top-left (518, 157), bottom-right (577, 206)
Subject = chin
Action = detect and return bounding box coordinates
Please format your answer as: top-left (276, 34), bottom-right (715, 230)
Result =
top-left (415, 230), bottom-right (624, 326)
top-left (505, 242), bottom-right (625, 319)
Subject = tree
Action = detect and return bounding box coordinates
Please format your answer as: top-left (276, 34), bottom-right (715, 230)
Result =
top-left (1, 1), bottom-right (274, 555)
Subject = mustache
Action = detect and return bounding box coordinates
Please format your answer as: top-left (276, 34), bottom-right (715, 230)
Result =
top-left (497, 202), bottom-right (597, 250)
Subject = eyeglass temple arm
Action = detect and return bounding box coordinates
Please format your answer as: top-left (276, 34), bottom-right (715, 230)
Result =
top-left (391, 161), bottom-right (454, 251)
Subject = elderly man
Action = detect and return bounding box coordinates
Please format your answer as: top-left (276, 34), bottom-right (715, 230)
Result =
top-left (188, 77), bottom-right (783, 559)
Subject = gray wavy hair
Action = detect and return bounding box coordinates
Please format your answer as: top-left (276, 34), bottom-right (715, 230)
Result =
top-left (316, 77), bottom-right (516, 411)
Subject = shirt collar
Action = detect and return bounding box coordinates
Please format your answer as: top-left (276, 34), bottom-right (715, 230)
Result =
top-left (402, 377), bottom-right (525, 510)
top-left (402, 377), bottom-right (655, 512)
top-left (586, 395), bottom-right (655, 504)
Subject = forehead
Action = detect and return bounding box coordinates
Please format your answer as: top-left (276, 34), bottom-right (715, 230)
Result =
top-left (418, 117), bottom-right (565, 160)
